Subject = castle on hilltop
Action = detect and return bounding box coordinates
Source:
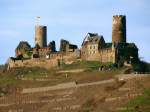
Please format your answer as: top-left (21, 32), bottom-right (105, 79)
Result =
top-left (8, 15), bottom-right (139, 69)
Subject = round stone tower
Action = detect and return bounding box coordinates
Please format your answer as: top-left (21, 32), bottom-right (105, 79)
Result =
top-left (35, 25), bottom-right (47, 48)
top-left (112, 15), bottom-right (126, 43)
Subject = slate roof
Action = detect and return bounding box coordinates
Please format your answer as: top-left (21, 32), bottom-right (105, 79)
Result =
top-left (82, 33), bottom-right (105, 45)
top-left (16, 41), bottom-right (31, 51)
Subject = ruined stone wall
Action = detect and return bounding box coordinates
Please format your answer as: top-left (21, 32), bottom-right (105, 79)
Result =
top-left (8, 58), bottom-right (58, 70)
top-left (112, 15), bottom-right (126, 43)
top-left (8, 51), bottom-right (80, 69)
top-left (35, 26), bottom-right (47, 48)
top-left (49, 51), bottom-right (80, 64)
top-left (48, 41), bottom-right (56, 52)
top-left (60, 39), bottom-right (69, 52)
top-left (63, 51), bottom-right (80, 64)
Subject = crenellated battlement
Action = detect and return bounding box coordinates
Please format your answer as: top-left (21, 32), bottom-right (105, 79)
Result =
top-left (113, 15), bottom-right (126, 22)
top-left (113, 15), bottom-right (126, 19)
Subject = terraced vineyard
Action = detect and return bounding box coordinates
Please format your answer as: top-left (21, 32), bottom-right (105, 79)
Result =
top-left (0, 72), bottom-right (149, 112)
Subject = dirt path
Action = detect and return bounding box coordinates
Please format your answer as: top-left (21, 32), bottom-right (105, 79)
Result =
top-left (22, 74), bottom-right (149, 94)
top-left (22, 79), bottom-right (115, 93)
top-left (57, 69), bottom-right (85, 73)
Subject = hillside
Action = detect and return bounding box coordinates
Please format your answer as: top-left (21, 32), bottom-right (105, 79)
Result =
top-left (0, 61), bottom-right (150, 112)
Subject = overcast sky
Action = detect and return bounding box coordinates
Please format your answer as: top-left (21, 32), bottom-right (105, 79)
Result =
top-left (0, 0), bottom-right (150, 64)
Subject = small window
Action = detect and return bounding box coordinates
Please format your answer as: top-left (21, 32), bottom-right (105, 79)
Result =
top-left (90, 46), bottom-right (92, 49)
top-left (93, 46), bottom-right (95, 49)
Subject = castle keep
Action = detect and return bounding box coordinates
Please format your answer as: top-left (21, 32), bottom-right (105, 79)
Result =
top-left (35, 26), bottom-right (47, 48)
top-left (8, 15), bottom-right (139, 69)
top-left (112, 15), bottom-right (126, 43)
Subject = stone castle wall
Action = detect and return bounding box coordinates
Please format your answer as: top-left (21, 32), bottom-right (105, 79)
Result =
top-left (8, 58), bottom-right (58, 70)
top-left (8, 51), bottom-right (80, 69)
top-left (81, 48), bottom-right (117, 63)
top-left (99, 48), bottom-right (116, 63)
